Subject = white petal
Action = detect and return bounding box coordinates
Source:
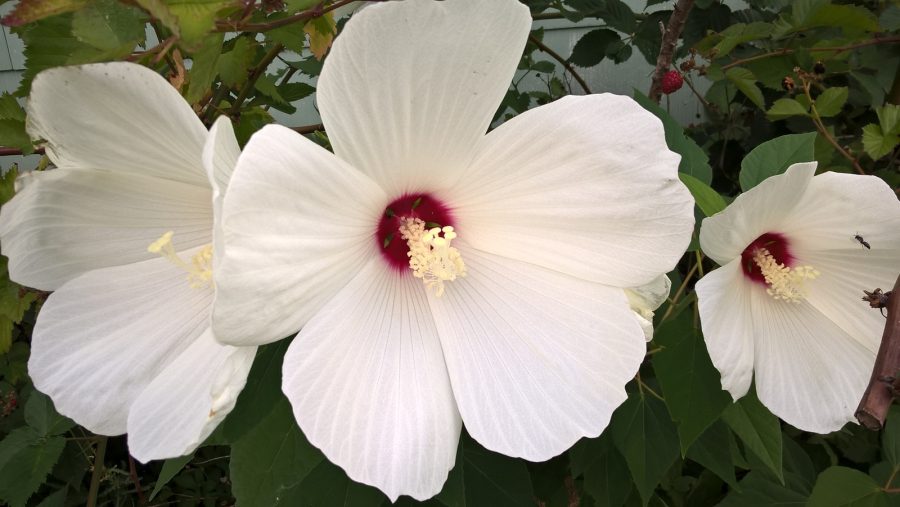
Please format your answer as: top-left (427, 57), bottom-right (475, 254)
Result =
top-left (695, 259), bottom-right (755, 399)
top-left (750, 288), bottom-right (875, 433)
top-left (430, 246), bottom-right (646, 461)
top-left (625, 274), bottom-right (672, 341)
top-left (127, 329), bottom-right (256, 462)
top-left (699, 162), bottom-right (816, 266)
top-left (446, 95), bottom-right (694, 287)
top-left (781, 170), bottom-right (900, 253)
top-left (800, 248), bottom-right (890, 355)
top-left (282, 258), bottom-right (460, 502)
top-left (213, 125), bottom-right (386, 346)
top-left (202, 116), bottom-right (241, 266)
top-left (0, 169), bottom-right (212, 290)
top-left (317, 0), bottom-right (530, 195)
top-left (27, 62), bottom-right (208, 186)
top-left (28, 253), bottom-right (213, 435)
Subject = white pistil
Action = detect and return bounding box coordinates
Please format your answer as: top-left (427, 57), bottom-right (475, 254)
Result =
top-left (752, 247), bottom-right (819, 303)
top-left (399, 218), bottom-right (466, 297)
top-left (147, 231), bottom-right (214, 289)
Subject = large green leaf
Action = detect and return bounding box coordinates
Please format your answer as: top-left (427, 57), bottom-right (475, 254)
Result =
top-left (436, 436), bottom-right (536, 507)
top-left (739, 132), bottom-right (816, 191)
top-left (217, 36), bottom-right (258, 88)
top-left (185, 34), bottom-right (224, 104)
top-left (569, 29), bottom-right (620, 67)
top-left (654, 312), bottom-right (732, 453)
top-left (0, 428), bottom-right (66, 507)
top-left (229, 397), bottom-right (325, 505)
top-left (1, 0), bottom-right (89, 26)
top-left (685, 420), bottom-right (739, 488)
top-left (718, 470), bottom-right (808, 507)
top-left (149, 453), bottom-right (194, 500)
top-left (722, 390), bottom-right (783, 481)
top-left (71, 0), bottom-right (146, 53)
top-left (223, 340), bottom-right (290, 442)
top-left (24, 392), bottom-right (74, 437)
top-left (725, 67), bottom-right (765, 109)
top-left (569, 434), bottom-right (633, 507)
top-left (883, 405), bottom-right (900, 467)
top-left (814, 87), bottom-right (848, 118)
top-left (767, 98), bottom-right (809, 120)
top-left (679, 173), bottom-right (726, 217)
top-left (633, 90), bottom-right (712, 184)
top-left (807, 467), bottom-right (887, 507)
top-left (611, 392), bottom-right (680, 505)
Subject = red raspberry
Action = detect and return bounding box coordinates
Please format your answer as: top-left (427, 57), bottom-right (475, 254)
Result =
top-left (660, 70), bottom-right (683, 95)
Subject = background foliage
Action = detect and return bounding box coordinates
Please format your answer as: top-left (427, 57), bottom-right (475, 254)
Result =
top-left (0, 0), bottom-right (898, 505)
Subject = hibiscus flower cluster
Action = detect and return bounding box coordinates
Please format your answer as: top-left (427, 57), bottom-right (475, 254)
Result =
top-left (0, 0), bottom-right (897, 501)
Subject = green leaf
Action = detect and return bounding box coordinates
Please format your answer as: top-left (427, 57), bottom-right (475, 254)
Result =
top-left (72, 0), bottom-right (146, 52)
top-left (807, 467), bottom-right (887, 507)
top-left (530, 60), bottom-right (555, 74)
top-left (0, 95), bottom-right (26, 122)
top-left (1, 0), bottom-right (89, 26)
top-left (280, 458), bottom-right (386, 506)
top-left (722, 390), bottom-right (783, 481)
top-left (600, 0), bottom-right (636, 33)
top-left (134, 0), bottom-right (181, 38)
top-left (686, 420), bottom-right (739, 488)
top-left (185, 34), bottom-right (224, 104)
top-left (149, 453), bottom-right (194, 500)
top-left (862, 124), bottom-right (898, 161)
top-left (808, 4), bottom-right (879, 35)
top-left (569, 29), bottom-right (620, 67)
top-left (739, 132), bottom-right (816, 191)
top-left (679, 173), bottom-right (726, 217)
top-left (232, 107), bottom-right (274, 146)
top-left (0, 120), bottom-right (33, 155)
top-left (14, 15), bottom-right (123, 96)
top-left (766, 98), bottom-right (809, 120)
top-left (633, 90), bottom-right (712, 184)
top-left (712, 22), bottom-right (774, 57)
top-left (878, 104), bottom-right (900, 136)
top-left (229, 397), bottom-right (324, 506)
top-left (882, 405), bottom-right (900, 466)
top-left (569, 434), bottom-right (632, 507)
top-left (285, 0), bottom-right (320, 12)
top-left (437, 436), bottom-right (536, 507)
top-left (633, 11), bottom-right (670, 65)
top-left (217, 36), bottom-right (257, 88)
top-left (814, 87), bottom-right (848, 118)
top-left (0, 427), bottom-right (66, 507)
top-left (718, 471), bottom-right (808, 507)
top-left (725, 67), bottom-right (765, 109)
top-left (166, 0), bottom-right (237, 48)
top-left (653, 311), bottom-right (732, 453)
top-left (611, 392), bottom-right (680, 506)
top-left (223, 341), bottom-right (289, 442)
top-left (24, 392), bottom-right (74, 437)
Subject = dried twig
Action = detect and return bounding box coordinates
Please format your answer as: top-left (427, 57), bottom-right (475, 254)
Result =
top-left (855, 274), bottom-right (900, 430)
top-left (648, 0), bottom-right (695, 103)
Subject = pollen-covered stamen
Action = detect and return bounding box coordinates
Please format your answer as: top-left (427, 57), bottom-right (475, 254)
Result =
top-left (752, 247), bottom-right (819, 303)
top-left (399, 217), bottom-right (466, 297)
top-left (147, 231), bottom-right (214, 289)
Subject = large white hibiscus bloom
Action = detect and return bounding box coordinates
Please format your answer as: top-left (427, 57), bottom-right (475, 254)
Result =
top-left (696, 162), bottom-right (900, 434)
top-left (0, 62), bottom-right (256, 461)
top-left (212, 0), bottom-right (694, 500)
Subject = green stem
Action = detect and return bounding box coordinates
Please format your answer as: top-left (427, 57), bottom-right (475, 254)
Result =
top-left (86, 437), bottom-right (108, 507)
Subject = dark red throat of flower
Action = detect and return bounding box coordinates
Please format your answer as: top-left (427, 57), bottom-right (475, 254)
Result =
top-left (741, 232), bottom-right (793, 285)
top-left (376, 193), bottom-right (455, 272)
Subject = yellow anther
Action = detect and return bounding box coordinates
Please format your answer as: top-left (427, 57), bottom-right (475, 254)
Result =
top-left (399, 218), bottom-right (466, 297)
top-left (752, 248), bottom-right (819, 303)
top-left (147, 231), bottom-right (214, 289)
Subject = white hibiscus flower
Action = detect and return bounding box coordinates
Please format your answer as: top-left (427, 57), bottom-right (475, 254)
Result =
top-left (211, 0), bottom-right (694, 500)
top-left (696, 162), bottom-right (900, 434)
top-left (0, 62), bottom-right (256, 461)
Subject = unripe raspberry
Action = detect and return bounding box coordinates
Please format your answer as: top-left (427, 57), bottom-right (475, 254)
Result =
top-left (661, 70), bottom-right (683, 94)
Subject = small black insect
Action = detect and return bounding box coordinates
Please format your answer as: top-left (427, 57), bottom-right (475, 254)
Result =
top-left (855, 233), bottom-right (871, 249)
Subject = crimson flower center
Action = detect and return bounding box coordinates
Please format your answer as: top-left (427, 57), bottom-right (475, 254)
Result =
top-left (376, 193), bottom-right (455, 272)
top-left (740, 232), bottom-right (793, 285)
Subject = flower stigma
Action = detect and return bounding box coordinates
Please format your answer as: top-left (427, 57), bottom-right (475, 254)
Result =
top-left (399, 218), bottom-right (466, 297)
top-left (147, 231), bottom-right (214, 289)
